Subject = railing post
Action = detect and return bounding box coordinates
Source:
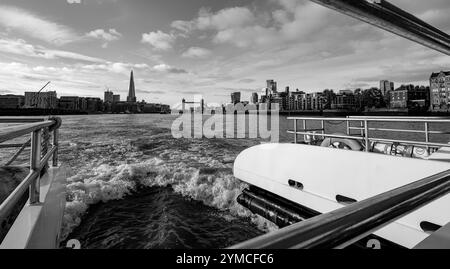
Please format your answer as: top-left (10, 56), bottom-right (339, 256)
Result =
top-left (360, 120), bottom-right (364, 137)
top-left (346, 119), bottom-right (350, 135)
top-left (294, 119), bottom-right (297, 144)
top-left (364, 120), bottom-right (370, 152)
top-left (425, 122), bottom-right (430, 152)
top-left (52, 129), bottom-right (59, 167)
top-left (321, 120), bottom-right (325, 139)
top-left (30, 130), bottom-right (41, 204)
top-left (41, 127), bottom-right (50, 174)
top-left (303, 119), bottom-right (307, 142)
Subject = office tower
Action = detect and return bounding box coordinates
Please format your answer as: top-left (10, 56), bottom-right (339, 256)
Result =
top-left (127, 70), bottom-right (137, 103)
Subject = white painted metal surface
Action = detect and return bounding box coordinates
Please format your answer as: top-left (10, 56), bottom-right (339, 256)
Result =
top-left (0, 166), bottom-right (67, 249)
top-left (234, 143), bottom-right (450, 248)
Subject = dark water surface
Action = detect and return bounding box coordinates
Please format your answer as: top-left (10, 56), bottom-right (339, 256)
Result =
top-left (3, 114), bottom-right (450, 249)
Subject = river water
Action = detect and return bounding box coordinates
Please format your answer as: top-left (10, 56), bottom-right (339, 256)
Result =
top-left (2, 114), bottom-right (450, 249)
top-left (59, 114), bottom-right (275, 249)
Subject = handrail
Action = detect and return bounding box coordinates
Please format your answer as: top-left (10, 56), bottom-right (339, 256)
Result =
top-left (230, 169), bottom-right (450, 249)
top-left (309, 0), bottom-right (450, 55)
top-left (0, 118), bottom-right (46, 124)
top-left (4, 139), bottom-right (31, 166)
top-left (348, 116), bottom-right (450, 120)
top-left (0, 121), bottom-right (55, 144)
top-left (288, 116), bottom-right (450, 152)
top-left (0, 117), bottom-right (61, 240)
top-left (288, 117), bottom-right (450, 123)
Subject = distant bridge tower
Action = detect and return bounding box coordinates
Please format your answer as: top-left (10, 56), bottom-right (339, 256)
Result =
top-left (182, 97), bottom-right (204, 113)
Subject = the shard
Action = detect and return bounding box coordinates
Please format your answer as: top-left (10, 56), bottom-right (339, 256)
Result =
top-left (127, 70), bottom-right (137, 103)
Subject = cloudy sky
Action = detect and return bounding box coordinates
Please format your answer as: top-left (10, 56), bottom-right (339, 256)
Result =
top-left (0, 0), bottom-right (449, 107)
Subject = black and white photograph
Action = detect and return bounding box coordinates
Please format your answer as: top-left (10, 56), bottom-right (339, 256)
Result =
top-left (0, 0), bottom-right (449, 258)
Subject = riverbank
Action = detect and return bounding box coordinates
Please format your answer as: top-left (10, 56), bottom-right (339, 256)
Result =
top-left (0, 109), bottom-right (170, 116)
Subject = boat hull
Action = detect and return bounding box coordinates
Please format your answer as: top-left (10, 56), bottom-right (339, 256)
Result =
top-left (233, 143), bottom-right (450, 248)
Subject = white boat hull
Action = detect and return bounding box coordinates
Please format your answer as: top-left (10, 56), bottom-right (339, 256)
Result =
top-left (234, 143), bottom-right (450, 249)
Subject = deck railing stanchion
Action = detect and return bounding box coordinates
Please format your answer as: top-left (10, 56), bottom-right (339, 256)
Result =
top-left (29, 130), bottom-right (41, 204)
top-left (346, 120), bottom-right (350, 135)
top-left (321, 120), bottom-right (325, 139)
top-left (41, 128), bottom-right (49, 174)
top-left (364, 120), bottom-right (370, 152)
top-left (52, 129), bottom-right (59, 167)
top-left (425, 122), bottom-right (430, 152)
top-left (303, 119), bottom-right (307, 142)
top-left (360, 120), bottom-right (364, 137)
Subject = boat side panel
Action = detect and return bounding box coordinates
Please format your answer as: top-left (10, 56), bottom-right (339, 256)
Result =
top-left (0, 166), bottom-right (67, 249)
top-left (233, 143), bottom-right (450, 248)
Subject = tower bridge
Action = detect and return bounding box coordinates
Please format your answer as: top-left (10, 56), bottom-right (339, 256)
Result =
top-left (182, 98), bottom-right (205, 114)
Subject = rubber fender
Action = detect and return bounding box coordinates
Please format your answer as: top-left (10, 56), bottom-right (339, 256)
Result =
top-left (48, 116), bottom-right (62, 132)
top-left (320, 133), bottom-right (363, 151)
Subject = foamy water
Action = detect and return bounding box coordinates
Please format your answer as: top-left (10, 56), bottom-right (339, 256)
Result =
top-left (57, 114), bottom-right (277, 248)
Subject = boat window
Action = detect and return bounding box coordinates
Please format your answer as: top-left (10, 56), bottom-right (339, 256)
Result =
top-left (288, 180), bottom-right (304, 190)
top-left (336, 195), bottom-right (357, 205)
top-left (420, 221), bottom-right (442, 233)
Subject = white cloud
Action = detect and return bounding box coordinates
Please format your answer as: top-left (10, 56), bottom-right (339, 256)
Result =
top-left (0, 5), bottom-right (81, 46)
top-left (169, 1), bottom-right (331, 48)
top-left (67, 0), bottom-right (82, 3)
top-left (141, 30), bottom-right (175, 50)
top-left (153, 64), bottom-right (187, 74)
top-left (196, 7), bottom-right (256, 30)
top-left (182, 47), bottom-right (211, 59)
top-left (82, 62), bottom-right (149, 74)
top-left (0, 38), bottom-right (105, 63)
top-left (171, 20), bottom-right (194, 33)
top-left (86, 28), bottom-right (122, 48)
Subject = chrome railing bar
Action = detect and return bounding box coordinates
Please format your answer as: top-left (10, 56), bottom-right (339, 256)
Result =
top-left (355, 127), bottom-right (450, 135)
top-left (287, 131), bottom-right (364, 141)
top-left (348, 116), bottom-right (450, 119)
top-left (369, 138), bottom-right (449, 149)
top-left (293, 119), bottom-right (297, 144)
top-left (309, 0), bottom-right (450, 55)
top-left (29, 130), bottom-right (41, 204)
top-left (0, 117), bottom-right (61, 237)
top-left (374, 0), bottom-right (449, 39)
top-left (0, 171), bottom-right (40, 225)
top-left (38, 146), bottom-right (57, 171)
top-left (52, 129), bottom-right (59, 167)
top-left (0, 121), bottom-right (54, 144)
top-left (287, 117), bottom-right (450, 123)
top-left (4, 139), bottom-right (31, 166)
top-left (287, 130), bottom-right (450, 149)
top-left (0, 143), bottom-right (31, 149)
top-left (303, 119), bottom-right (307, 142)
top-left (230, 169), bottom-right (450, 249)
top-left (0, 118), bottom-right (46, 124)
top-left (321, 120), bottom-right (325, 138)
top-left (0, 148), bottom-right (57, 222)
top-left (364, 120), bottom-right (370, 152)
top-left (294, 128), bottom-right (325, 132)
top-left (348, 126), bottom-right (450, 135)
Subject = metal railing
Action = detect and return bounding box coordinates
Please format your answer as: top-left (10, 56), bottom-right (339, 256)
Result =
top-left (230, 169), bottom-right (450, 249)
top-left (309, 0), bottom-right (450, 55)
top-left (0, 117), bottom-right (61, 227)
top-left (288, 116), bottom-right (450, 152)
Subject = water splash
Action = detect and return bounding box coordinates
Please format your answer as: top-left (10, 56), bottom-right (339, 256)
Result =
top-left (58, 115), bottom-right (277, 245)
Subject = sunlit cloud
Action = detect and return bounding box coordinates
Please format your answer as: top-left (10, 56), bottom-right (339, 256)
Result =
top-left (0, 5), bottom-right (82, 45)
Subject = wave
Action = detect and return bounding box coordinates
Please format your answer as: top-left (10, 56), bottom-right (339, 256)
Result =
top-left (61, 156), bottom-right (277, 241)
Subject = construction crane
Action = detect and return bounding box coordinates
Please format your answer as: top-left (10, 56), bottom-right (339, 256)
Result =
top-left (32, 81), bottom-right (51, 108)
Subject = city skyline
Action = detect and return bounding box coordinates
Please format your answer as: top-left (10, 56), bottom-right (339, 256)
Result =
top-left (0, 0), bottom-right (449, 106)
